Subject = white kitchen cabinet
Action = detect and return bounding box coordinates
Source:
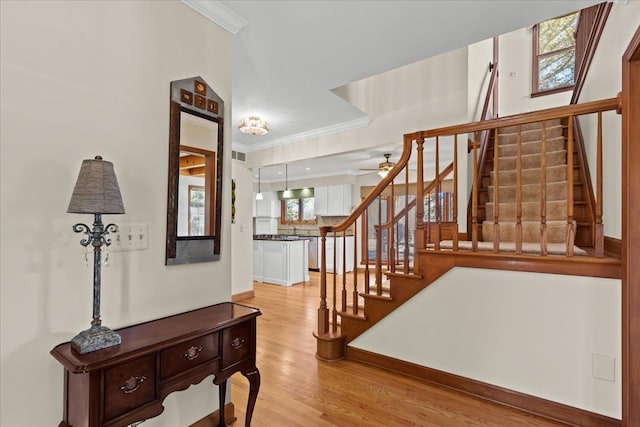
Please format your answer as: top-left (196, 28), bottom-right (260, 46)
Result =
top-left (314, 184), bottom-right (352, 216)
top-left (314, 186), bottom-right (328, 216)
top-left (254, 191), bottom-right (280, 217)
top-left (254, 217), bottom-right (278, 235)
top-left (317, 235), bottom-right (354, 273)
top-left (253, 239), bottom-right (309, 286)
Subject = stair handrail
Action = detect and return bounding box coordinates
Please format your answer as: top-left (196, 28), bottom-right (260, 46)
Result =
top-left (418, 97), bottom-right (619, 138)
top-left (413, 96), bottom-right (619, 255)
top-left (467, 61), bottom-right (499, 234)
top-left (376, 162), bottom-right (455, 273)
top-left (380, 162), bottom-right (454, 228)
top-left (319, 137), bottom-right (414, 236)
top-left (316, 136), bottom-right (414, 336)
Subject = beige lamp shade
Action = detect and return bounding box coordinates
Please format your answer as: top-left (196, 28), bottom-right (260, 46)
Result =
top-left (67, 156), bottom-right (125, 214)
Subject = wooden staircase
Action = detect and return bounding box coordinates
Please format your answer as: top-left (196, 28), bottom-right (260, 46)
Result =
top-left (476, 118), bottom-right (594, 252)
top-left (315, 96), bottom-right (620, 364)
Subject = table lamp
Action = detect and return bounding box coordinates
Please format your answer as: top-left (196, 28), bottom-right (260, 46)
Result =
top-left (67, 156), bottom-right (125, 354)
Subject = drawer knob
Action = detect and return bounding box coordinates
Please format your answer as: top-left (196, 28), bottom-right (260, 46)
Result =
top-left (231, 337), bottom-right (245, 350)
top-left (120, 376), bottom-right (146, 394)
top-left (184, 346), bottom-right (203, 361)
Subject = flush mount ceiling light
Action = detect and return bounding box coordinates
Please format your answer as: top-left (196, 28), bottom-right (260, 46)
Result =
top-left (377, 153), bottom-right (395, 178)
top-left (238, 116), bottom-right (269, 135)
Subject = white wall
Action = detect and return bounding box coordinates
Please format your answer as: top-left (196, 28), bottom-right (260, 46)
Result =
top-left (499, 27), bottom-right (573, 116)
top-left (0, 2), bottom-right (232, 426)
top-left (574, 1), bottom-right (640, 239)
top-left (231, 162), bottom-right (255, 296)
top-left (351, 267), bottom-right (621, 418)
top-left (467, 38), bottom-right (494, 122)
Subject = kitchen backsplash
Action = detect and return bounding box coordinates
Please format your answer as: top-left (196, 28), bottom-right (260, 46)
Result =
top-left (278, 216), bottom-right (353, 236)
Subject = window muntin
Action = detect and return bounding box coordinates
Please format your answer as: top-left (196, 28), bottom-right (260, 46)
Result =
top-left (282, 197), bottom-right (316, 224)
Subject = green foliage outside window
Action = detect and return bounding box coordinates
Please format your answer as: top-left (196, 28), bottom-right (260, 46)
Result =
top-left (535, 12), bottom-right (578, 93)
top-left (283, 197), bottom-right (315, 224)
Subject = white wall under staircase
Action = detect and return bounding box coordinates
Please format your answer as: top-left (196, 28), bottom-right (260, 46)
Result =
top-left (350, 267), bottom-right (621, 419)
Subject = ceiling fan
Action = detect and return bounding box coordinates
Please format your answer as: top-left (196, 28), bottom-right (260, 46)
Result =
top-left (360, 153), bottom-right (396, 178)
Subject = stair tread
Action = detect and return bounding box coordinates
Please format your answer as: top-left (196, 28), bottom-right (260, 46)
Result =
top-left (360, 292), bottom-right (392, 300)
top-left (482, 219), bottom-right (574, 224)
top-left (338, 311), bottom-right (367, 321)
top-left (498, 149), bottom-right (566, 160)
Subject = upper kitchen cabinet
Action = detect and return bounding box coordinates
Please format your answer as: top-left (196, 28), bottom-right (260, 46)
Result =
top-left (254, 191), bottom-right (280, 217)
top-left (315, 184), bottom-right (352, 216)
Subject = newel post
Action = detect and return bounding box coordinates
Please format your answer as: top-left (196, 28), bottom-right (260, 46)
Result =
top-left (317, 228), bottom-right (329, 334)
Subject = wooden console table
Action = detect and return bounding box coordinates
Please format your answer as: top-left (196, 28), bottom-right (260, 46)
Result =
top-left (50, 303), bottom-right (261, 427)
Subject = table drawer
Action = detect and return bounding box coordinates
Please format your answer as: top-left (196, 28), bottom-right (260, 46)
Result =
top-left (221, 322), bottom-right (252, 369)
top-left (104, 355), bottom-right (155, 422)
top-left (160, 333), bottom-right (218, 380)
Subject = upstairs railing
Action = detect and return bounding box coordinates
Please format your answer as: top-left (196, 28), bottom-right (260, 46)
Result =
top-left (316, 96), bottom-right (620, 337)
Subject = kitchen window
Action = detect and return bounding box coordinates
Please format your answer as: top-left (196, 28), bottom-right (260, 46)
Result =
top-left (281, 197), bottom-right (316, 224)
top-left (278, 188), bottom-right (317, 224)
top-left (532, 11), bottom-right (579, 96)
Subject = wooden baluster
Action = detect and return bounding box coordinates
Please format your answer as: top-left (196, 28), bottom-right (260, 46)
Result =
top-left (427, 194), bottom-right (431, 244)
top-left (472, 132), bottom-right (479, 251)
top-left (352, 224), bottom-right (359, 315)
top-left (540, 121), bottom-right (548, 256)
top-left (318, 230), bottom-right (329, 335)
top-left (516, 126), bottom-right (523, 254)
top-left (375, 197), bottom-right (382, 295)
top-left (341, 230), bottom-right (347, 313)
top-left (567, 116), bottom-right (575, 256)
top-left (493, 126), bottom-right (500, 252)
top-left (364, 208), bottom-right (370, 294)
top-left (595, 111), bottom-right (604, 257)
top-left (332, 231), bottom-right (338, 332)
top-left (415, 136), bottom-right (425, 273)
top-left (434, 137), bottom-right (441, 250)
top-left (453, 134), bottom-right (459, 250)
top-left (404, 164), bottom-right (410, 273)
top-left (390, 179), bottom-right (396, 272)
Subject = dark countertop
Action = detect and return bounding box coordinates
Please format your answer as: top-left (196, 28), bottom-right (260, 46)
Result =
top-left (253, 234), bottom-right (316, 241)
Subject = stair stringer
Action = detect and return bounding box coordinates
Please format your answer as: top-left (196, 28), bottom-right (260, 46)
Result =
top-left (339, 255), bottom-right (456, 345)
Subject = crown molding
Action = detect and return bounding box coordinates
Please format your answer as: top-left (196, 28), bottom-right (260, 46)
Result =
top-left (253, 169), bottom-right (360, 184)
top-left (235, 116), bottom-right (370, 153)
top-left (180, 1), bottom-right (248, 34)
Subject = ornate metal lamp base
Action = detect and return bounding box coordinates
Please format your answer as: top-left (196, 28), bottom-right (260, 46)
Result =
top-left (71, 325), bottom-right (121, 354)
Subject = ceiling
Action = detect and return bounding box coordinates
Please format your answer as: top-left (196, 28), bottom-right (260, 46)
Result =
top-left (183, 0), bottom-right (599, 180)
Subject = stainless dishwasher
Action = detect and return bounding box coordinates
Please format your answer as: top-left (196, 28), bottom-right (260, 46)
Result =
top-left (308, 237), bottom-right (318, 271)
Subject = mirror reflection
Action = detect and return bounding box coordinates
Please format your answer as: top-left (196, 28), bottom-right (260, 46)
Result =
top-left (177, 112), bottom-right (218, 237)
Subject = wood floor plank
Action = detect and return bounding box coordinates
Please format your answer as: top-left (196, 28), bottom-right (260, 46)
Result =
top-left (230, 273), bottom-right (565, 426)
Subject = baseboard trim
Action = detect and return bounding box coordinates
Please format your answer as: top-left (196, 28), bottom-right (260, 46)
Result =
top-left (232, 290), bottom-right (255, 302)
top-left (190, 402), bottom-right (236, 426)
top-left (604, 236), bottom-right (622, 259)
top-left (347, 347), bottom-right (620, 427)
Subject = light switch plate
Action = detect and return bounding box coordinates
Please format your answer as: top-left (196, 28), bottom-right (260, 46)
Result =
top-left (110, 223), bottom-right (148, 252)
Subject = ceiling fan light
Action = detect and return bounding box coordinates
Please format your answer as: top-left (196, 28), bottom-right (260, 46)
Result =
top-left (239, 116), bottom-right (269, 135)
top-left (377, 153), bottom-right (395, 178)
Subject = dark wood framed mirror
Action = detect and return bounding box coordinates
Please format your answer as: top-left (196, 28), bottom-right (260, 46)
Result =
top-left (166, 77), bottom-right (224, 265)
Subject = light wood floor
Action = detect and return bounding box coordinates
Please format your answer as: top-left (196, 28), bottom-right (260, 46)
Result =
top-left (230, 273), bottom-right (564, 426)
